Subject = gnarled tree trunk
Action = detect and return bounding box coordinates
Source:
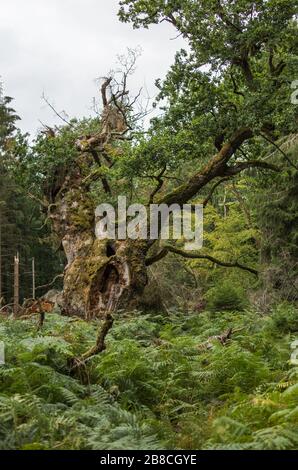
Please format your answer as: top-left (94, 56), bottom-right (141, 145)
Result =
top-left (49, 156), bottom-right (149, 320)
top-left (62, 237), bottom-right (149, 320)
top-left (43, 75), bottom-right (264, 320)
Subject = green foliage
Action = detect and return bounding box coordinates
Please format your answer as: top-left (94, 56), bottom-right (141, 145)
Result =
top-left (0, 85), bottom-right (63, 305)
top-left (119, 0), bottom-right (297, 176)
top-left (24, 119), bottom-right (97, 195)
top-left (271, 303), bottom-right (298, 333)
top-left (0, 88), bottom-right (20, 152)
top-left (255, 139), bottom-right (298, 301)
top-left (0, 314), bottom-right (161, 449)
top-left (206, 281), bottom-right (247, 311)
top-left (0, 304), bottom-right (297, 450)
top-left (0, 0), bottom-right (297, 453)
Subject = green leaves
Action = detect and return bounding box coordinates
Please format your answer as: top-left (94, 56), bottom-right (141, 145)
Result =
top-left (0, 92), bottom-right (20, 153)
top-left (119, 0), bottom-right (297, 175)
top-left (0, 304), bottom-right (297, 449)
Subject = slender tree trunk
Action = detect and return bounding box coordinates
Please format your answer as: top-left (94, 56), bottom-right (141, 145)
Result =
top-left (13, 252), bottom-right (19, 317)
top-left (32, 257), bottom-right (35, 300)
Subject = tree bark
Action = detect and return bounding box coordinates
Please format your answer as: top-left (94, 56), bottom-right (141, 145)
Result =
top-left (48, 154), bottom-right (148, 319)
top-left (61, 237), bottom-right (148, 320)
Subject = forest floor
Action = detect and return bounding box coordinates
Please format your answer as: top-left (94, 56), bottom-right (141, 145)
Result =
top-left (0, 304), bottom-right (298, 450)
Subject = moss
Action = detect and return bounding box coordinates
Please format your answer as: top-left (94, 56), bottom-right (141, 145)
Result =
top-left (63, 189), bottom-right (94, 231)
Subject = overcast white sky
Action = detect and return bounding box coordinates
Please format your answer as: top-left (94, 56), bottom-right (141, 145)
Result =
top-left (0, 0), bottom-right (184, 137)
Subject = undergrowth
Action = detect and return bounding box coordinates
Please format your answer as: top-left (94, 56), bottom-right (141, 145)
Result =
top-left (0, 303), bottom-right (297, 450)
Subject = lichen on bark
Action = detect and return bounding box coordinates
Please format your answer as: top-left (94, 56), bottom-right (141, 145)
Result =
top-left (46, 152), bottom-right (149, 319)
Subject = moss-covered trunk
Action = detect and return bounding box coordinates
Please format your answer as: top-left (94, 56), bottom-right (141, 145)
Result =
top-left (49, 157), bottom-right (148, 319)
top-left (61, 237), bottom-right (149, 320)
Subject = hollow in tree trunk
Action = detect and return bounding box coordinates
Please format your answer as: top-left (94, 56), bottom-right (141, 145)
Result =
top-left (48, 156), bottom-right (149, 320)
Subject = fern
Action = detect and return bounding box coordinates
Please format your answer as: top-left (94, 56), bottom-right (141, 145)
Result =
top-left (0, 304), bottom-right (297, 449)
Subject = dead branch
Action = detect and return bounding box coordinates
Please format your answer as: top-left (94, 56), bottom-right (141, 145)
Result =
top-left (82, 314), bottom-right (114, 359)
top-left (42, 93), bottom-right (74, 128)
top-left (76, 51), bottom-right (144, 156)
top-left (35, 273), bottom-right (63, 291)
top-left (101, 77), bottom-right (112, 106)
top-left (0, 303), bottom-right (13, 314)
top-left (197, 326), bottom-right (245, 351)
top-left (69, 314), bottom-right (114, 372)
top-left (39, 121), bottom-right (57, 138)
